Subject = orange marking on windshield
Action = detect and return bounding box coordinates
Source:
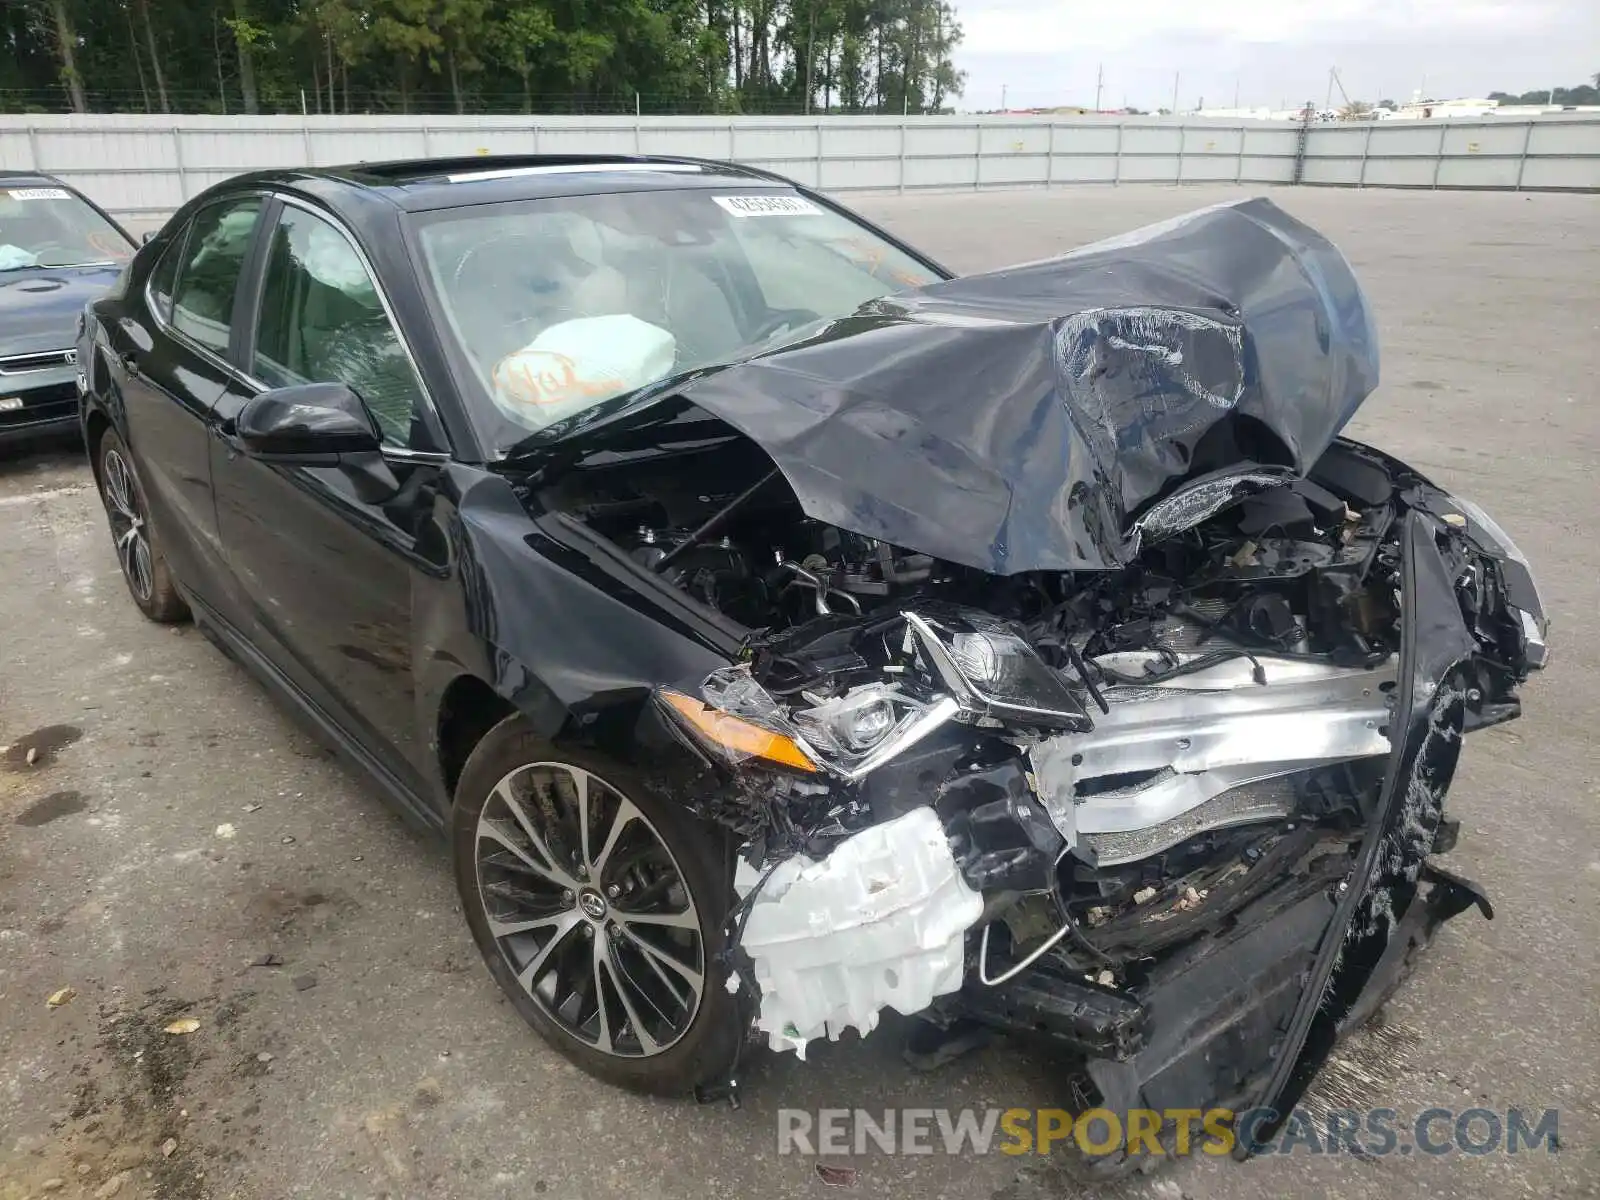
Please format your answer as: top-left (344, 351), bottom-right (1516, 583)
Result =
top-left (827, 237), bottom-right (887, 272)
top-left (493, 350), bottom-right (623, 408)
top-left (87, 230), bottom-right (131, 260)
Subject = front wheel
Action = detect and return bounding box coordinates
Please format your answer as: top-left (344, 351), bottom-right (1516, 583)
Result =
top-left (451, 715), bottom-right (742, 1094)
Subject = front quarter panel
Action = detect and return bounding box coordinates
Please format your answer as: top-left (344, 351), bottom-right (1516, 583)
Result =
top-left (412, 465), bottom-right (737, 809)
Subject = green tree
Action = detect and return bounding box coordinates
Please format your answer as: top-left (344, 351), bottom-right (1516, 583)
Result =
top-left (222, 1), bottom-right (270, 114)
top-left (0, 0), bottom-right (966, 115)
top-left (369, 0), bottom-right (441, 112)
top-left (489, 2), bottom-right (556, 112)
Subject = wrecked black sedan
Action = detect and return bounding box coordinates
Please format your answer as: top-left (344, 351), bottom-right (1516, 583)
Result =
top-left (79, 157), bottom-right (1546, 1156)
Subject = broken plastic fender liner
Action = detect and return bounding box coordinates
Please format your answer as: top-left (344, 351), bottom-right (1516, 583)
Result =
top-left (659, 689), bottom-right (818, 772)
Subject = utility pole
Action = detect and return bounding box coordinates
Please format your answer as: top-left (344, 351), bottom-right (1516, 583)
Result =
top-left (1095, 63), bottom-right (1103, 112)
top-left (1171, 71), bottom-right (1179, 115)
top-left (1001, 83), bottom-right (1007, 111)
top-left (1234, 76), bottom-right (1240, 108)
top-left (1325, 67), bottom-right (1335, 112)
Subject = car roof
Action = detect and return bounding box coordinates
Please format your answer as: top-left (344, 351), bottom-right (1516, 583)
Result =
top-left (228, 156), bottom-right (802, 220)
top-left (0, 172), bottom-right (72, 191)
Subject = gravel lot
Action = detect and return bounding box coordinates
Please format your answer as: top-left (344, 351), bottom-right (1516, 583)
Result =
top-left (2, 185), bottom-right (1596, 1200)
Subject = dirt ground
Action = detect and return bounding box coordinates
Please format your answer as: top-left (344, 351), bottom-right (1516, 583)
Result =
top-left (1, 185), bottom-right (1597, 1200)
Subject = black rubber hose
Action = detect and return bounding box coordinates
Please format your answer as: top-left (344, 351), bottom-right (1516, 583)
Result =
top-left (654, 468), bottom-right (781, 573)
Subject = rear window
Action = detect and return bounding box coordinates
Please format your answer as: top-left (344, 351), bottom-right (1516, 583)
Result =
top-left (0, 185), bottom-right (132, 271)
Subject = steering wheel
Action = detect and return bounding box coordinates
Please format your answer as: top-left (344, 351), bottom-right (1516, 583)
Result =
top-left (748, 306), bottom-right (824, 345)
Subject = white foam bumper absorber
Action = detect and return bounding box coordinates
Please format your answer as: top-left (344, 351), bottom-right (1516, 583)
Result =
top-left (735, 806), bottom-right (984, 1059)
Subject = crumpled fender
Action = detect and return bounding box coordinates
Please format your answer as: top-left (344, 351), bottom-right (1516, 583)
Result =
top-left (1235, 508), bottom-right (1485, 1155)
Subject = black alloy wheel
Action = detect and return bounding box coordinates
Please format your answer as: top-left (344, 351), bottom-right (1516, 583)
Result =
top-left (452, 716), bottom-right (741, 1093)
top-left (95, 430), bottom-right (188, 623)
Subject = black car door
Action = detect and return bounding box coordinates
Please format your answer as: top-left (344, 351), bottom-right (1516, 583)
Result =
top-left (106, 195), bottom-right (264, 607)
top-left (208, 196), bottom-right (448, 798)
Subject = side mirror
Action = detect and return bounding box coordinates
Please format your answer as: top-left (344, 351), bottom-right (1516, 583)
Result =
top-left (235, 382), bottom-right (401, 504)
top-left (236, 382), bottom-right (382, 461)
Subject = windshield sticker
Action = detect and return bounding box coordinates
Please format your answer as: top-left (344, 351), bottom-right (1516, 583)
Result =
top-left (713, 194), bottom-right (823, 218)
top-left (8, 187), bottom-right (71, 200)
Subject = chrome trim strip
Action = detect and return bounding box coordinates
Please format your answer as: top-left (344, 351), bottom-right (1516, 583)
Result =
top-left (0, 349), bottom-right (75, 375)
top-left (381, 445), bottom-right (450, 466)
top-left (143, 194), bottom-right (272, 391)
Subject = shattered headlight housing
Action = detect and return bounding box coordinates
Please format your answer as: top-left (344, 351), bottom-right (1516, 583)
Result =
top-left (658, 686), bottom-right (821, 773)
top-left (1446, 496), bottom-right (1549, 670)
top-left (904, 609), bottom-right (1092, 731)
top-left (660, 667), bottom-right (961, 782)
top-left (664, 666), bottom-right (962, 783)
top-left (792, 683), bottom-right (902, 754)
top-left (662, 607), bottom-right (1091, 784)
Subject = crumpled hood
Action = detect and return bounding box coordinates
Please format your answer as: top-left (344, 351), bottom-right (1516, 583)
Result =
top-left (675, 197), bottom-right (1379, 574)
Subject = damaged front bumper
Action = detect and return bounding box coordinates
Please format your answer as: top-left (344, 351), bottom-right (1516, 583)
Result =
top-left (634, 451), bottom-right (1545, 1165)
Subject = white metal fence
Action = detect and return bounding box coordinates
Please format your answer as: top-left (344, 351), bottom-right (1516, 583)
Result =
top-left (1302, 117), bottom-right (1600, 190)
top-left (2, 113), bottom-right (1597, 221)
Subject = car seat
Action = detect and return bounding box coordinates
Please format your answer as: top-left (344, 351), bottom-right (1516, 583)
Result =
top-left (570, 247), bottom-right (744, 367)
top-left (298, 276), bottom-right (421, 444)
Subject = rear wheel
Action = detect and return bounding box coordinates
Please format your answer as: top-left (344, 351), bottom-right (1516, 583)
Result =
top-left (452, 715), bottom-right (741, 1093)
top-left (96, 430), bottom-right (188, 623)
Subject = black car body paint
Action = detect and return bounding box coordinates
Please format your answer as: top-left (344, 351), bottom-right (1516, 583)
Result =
top-left (75, 159), bottom-right (1545, 1156)
top-left (650, 197), bottom-right (1379, 575)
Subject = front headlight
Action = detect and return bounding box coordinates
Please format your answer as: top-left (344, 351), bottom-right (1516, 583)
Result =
top-left (904, 609), bottom-right (1092, 731)
top-left (658, 688), bottom-right (820, 773)
top-left (1446, 496), bottom-right (1549, 669)
top-left (1449, 496), bottom-right (1533, 574)
top-left (792, 683), bottom-right (900, 753)
top-left (669, 667), bottom-right (963, 783)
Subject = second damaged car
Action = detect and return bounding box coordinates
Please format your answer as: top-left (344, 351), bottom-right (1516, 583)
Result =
top-left (78, 159), bottom-right (1545, 1158)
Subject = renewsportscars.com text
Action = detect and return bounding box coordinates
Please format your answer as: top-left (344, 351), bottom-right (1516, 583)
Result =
top-left (776, 1106), bottom-right (1560, 1159)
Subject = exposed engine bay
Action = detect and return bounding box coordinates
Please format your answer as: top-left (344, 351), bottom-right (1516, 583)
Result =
top-left (521, 198), bottom-right (1547, 1165)
top-left (561, 427), bottom-right (1542, 1138)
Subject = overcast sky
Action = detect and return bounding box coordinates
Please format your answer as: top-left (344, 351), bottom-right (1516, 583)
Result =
top-left (951, 0), bottom-right (1600, 110)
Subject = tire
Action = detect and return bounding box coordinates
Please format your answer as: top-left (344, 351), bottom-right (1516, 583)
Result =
top-left (452, 714), bottom-right (741, 1094)
top-left (95, 429), bottom-right (189, 623)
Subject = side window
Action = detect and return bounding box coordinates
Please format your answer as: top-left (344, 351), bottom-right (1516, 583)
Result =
top-left (171, 197), bottom-right (262, 355)
top-left (253, 206), bottom-right (425, 447)
top-left (146, 232), bottom-right (184, 322)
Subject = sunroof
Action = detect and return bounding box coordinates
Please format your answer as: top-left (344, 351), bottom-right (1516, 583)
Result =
top-left (443, 162), bottom-right (707, 184)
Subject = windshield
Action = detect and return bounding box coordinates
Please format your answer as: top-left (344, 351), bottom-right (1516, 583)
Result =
top-left (410, 187), bottom-right (940, 456)
top-left (0, 185), bottom-right (132, 271)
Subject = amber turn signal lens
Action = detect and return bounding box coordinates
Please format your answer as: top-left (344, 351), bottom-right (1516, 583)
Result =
top-left (660, 690), bottom-right (818, 773)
